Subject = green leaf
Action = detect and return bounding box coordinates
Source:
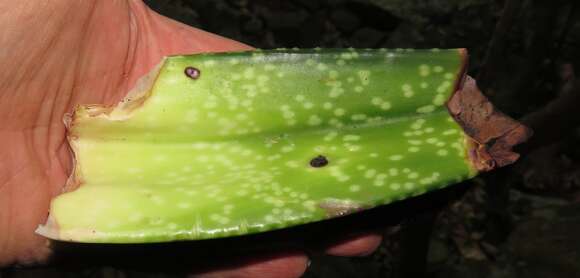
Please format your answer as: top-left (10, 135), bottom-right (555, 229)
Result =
top-left (37, 48), bottom-right (476, 243)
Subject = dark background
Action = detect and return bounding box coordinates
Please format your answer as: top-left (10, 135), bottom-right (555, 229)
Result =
top-left (3, 0), bottom-right (580, 277)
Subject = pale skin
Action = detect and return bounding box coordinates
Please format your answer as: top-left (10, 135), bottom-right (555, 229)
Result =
top-left (0, 1), bottom-right (382, 276)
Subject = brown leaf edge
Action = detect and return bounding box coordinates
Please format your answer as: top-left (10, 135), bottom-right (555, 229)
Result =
top-left (446, 51), bottom-right (533, 172)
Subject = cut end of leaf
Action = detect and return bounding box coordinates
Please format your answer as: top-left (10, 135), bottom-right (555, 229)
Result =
top-left (35, 216), bottom-right (59, 241)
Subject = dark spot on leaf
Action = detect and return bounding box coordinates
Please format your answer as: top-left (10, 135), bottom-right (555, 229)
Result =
top-left (184, 66), bottom-right (201, 79)
top-left (310, 155), bottom-right (328, 168)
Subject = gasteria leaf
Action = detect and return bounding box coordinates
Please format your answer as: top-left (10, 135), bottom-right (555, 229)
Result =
top-left (36, 48), bottom-right (530, 243)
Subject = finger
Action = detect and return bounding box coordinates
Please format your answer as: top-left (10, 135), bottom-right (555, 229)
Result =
top-left (138, 1), bottom-right (254, 54)
top-left (125, 1), bottom-right (254, 93)
top-left (324, 232), bottom-right (383, 257)
top-left (192, 251), bottom-right (309, 278)
top-left (152, 17), bottom-right (254, 53)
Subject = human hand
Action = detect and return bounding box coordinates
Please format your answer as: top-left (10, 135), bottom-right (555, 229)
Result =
top-left (0, 1), bottom-right (382, 276)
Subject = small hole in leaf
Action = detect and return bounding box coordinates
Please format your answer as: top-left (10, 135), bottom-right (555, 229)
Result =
top-left (310, 155), bottom-right (329, 168)
top-left (184, 66), bottom-right (201, 79)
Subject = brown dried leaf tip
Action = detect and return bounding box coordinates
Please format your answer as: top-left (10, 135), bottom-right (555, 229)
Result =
top-left (447, 76), bottom-right (533, 172)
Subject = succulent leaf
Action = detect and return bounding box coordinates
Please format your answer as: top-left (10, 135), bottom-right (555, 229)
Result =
top-left (38, 49), bottom-right (488, 243)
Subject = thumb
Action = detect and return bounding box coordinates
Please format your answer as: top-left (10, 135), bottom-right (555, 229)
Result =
top-left (126, 1), bottom-right (253, 87)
